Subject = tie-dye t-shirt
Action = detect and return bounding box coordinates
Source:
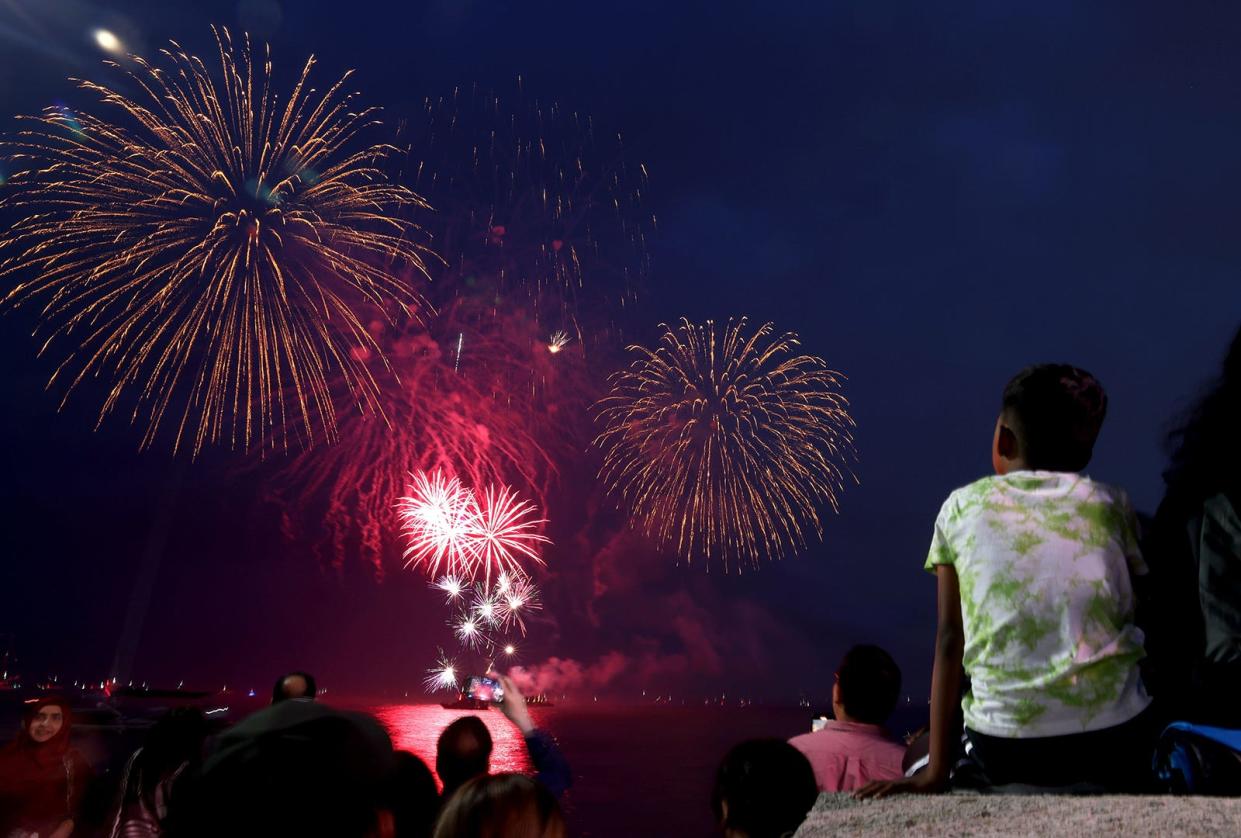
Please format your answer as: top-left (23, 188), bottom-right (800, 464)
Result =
top-left (926, 471), bottom-right (1151, 738)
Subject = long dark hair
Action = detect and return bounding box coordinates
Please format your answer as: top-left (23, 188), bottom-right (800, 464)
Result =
top-left (117, 707), bottom-right (207, 824)
top-left (1165, 324), bottom-right (1241, 502)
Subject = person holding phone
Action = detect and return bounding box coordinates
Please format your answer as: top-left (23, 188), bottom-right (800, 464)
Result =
top-left (435, 673), bottom-right (572, 801)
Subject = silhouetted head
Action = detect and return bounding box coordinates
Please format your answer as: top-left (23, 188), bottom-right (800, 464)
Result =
top-left (173, 701), bottom-right (395, 837)
top-left (271, 670), bottom-right (317, 704)
top-left (832, 644), bottom-right (901, 725)
top-left (436, 716), bottom-right (493, 799)
top-left (993, 364), bottom-right (1107, 474)
top-left (432, 773), bottom-right (565, 838)
top-left (711, 739), bottom-right (818, 838)
top-left (1166, 323), bottom-right (1241, 501)
top-left (387, 750), bottom-right (440, 838)
top-left (125, 706), bottom-right (209, 814)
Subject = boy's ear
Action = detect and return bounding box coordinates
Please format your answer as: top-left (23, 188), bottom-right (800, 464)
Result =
top-left (997, 424), bottom-right (1019, 459)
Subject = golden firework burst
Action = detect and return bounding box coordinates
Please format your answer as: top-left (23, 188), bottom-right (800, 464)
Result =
top-left (593, 317), bottom-right (856, 571)
top-left (0, 27), bottom-right (434, 455)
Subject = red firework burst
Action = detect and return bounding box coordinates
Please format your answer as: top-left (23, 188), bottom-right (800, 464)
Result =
top-left (397, 470), bottom-right (475, 578)
top-left (397, 470), bottom-right (550, 583)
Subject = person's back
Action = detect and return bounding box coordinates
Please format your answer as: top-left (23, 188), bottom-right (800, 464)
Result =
top-left (789, 645), bottom-right (905, 791)
top-left (936, 470), bottom-right (1148, 736)
top-left (858, 364), bottom-right (1154, 799)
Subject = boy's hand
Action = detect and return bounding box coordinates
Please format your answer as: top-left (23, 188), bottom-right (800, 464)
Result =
top-left (490, 671), bottom-right (535, 735)
top-left (853, 770), bottom-right (945, 800)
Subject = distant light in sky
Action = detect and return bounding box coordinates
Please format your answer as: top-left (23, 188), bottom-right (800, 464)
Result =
top-left (93, 29), bottom-right (122, 53)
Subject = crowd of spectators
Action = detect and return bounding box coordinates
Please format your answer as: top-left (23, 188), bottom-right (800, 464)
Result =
top-left (2, 325), bottom-right (1239, 836)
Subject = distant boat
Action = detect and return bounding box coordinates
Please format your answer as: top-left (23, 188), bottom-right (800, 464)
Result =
top-left (440, 695), bottom-right (491, 711)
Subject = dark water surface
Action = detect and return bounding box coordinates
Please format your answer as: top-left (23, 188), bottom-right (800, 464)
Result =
top-left (370, 703), bottom-right (825, 837)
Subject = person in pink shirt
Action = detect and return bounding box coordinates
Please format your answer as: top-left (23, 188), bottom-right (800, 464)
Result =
top-left (789, 645), bottom-right (906, 792)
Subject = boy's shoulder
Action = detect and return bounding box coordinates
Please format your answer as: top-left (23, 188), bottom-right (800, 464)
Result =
top-left (936, 474), bottom-right (1004, 518)
top-left (937, 473), bottom-right (1131, 521)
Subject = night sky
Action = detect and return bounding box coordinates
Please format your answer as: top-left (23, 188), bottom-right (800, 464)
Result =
top-left (2, 0), bottom-right (1239, 702)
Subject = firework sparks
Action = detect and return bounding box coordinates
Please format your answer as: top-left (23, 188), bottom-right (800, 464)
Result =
top-left (547, 331), bottom-right (571, 354)
top-left (433, 574), bottom-right (466, 602)
top-left (593, 317), bottom-right (856, 571)
top-left (404, 83), bottom-right (653, 337)
top-left (496, 573), bottom-right (542, 635)
top-left (424, 652), bottom-right (459, 693)
top-left (453, 613), bottom-right (491, 651)
top-left (471, 584), bottom-right (500, 626)
top-left (398, 471), bottom-right (474, 578)
top-left (399, 470), bottom-right (551, 583)
top-left (0, 27), bottom-right (432, 455)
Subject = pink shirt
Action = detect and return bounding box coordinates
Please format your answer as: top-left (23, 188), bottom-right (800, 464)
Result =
top-left (788, 720), bottom-right (906, 792)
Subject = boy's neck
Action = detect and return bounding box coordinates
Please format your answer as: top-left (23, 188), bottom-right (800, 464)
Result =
top-left (997, 457), bottom-right (1029, 475)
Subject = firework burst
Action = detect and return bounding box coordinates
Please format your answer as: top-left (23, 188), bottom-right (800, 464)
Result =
top-left (470, 583), bottom-right (500, 626)
top-left (494, 573), bottom-right (541, 635)
top-left (547, 331), bottom-right (572, 354)
top-left (453, 613), bottom-right (491, 651)
top-left (433, 574), bottom-right (466, 603)
top-left (398, 470), bottom-right (551, 583)
top-left (593, 317), bottom-right (855, 571)
top-left (0, 27), bottom-right (432, 455)
top-left (397, 470), bottom-right (474, 578)
top-left (424, 651), bottom-right (459, 692)
top-left (273, 300), bottom-right (563, 573)
top-left (467, 484), bottom-right (551, 585)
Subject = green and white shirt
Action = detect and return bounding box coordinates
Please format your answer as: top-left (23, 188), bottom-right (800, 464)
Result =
top-left (926, 471), bottom-right (1150, 738)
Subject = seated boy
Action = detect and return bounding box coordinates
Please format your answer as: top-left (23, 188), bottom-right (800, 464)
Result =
top-left (789, 645), bottom-right (906, 791)
top-left (857, 364), bottom-right (1153, 797)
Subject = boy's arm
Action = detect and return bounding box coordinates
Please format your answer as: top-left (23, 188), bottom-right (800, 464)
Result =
top-left (856, 565), bottom-right (963, 799)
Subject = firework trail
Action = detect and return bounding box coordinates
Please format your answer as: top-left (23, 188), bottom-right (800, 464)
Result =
top-left (0, 28), bottom-right (433, 455)
top-left (593, 317), bottom-right (856, 571)
top-left (400, 81), bottom-right (653, 343)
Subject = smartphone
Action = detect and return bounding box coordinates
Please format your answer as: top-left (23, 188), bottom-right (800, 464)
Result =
top-left (465, 675), bottom-right (505, 704)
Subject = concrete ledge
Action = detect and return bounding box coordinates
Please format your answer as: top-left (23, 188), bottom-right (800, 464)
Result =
top-left (795, 792), bottom-right (1241, 836)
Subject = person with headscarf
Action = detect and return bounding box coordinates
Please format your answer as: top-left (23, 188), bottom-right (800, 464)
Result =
top-left (0, 696), bottom-right (91, 838)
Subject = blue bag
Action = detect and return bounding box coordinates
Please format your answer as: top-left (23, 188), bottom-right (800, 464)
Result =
top-left (1155, 722), bottom-right (1241, 795)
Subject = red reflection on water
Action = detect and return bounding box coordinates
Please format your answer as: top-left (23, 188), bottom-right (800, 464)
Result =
top-left (370, 704), bottom-right (533, 790)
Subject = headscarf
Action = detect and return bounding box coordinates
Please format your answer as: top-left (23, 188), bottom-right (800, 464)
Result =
top-left (7, 696), bottom-right (74, 762)
top-left (0, 695), bottom-right (80, 833)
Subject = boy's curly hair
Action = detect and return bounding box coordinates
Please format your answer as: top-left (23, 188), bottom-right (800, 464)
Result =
top-left (1002, 364), bottom-right (1108, 472)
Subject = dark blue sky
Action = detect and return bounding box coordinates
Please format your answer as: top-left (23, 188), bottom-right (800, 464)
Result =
top-left (1, 0), bottom-right (1238, 701)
